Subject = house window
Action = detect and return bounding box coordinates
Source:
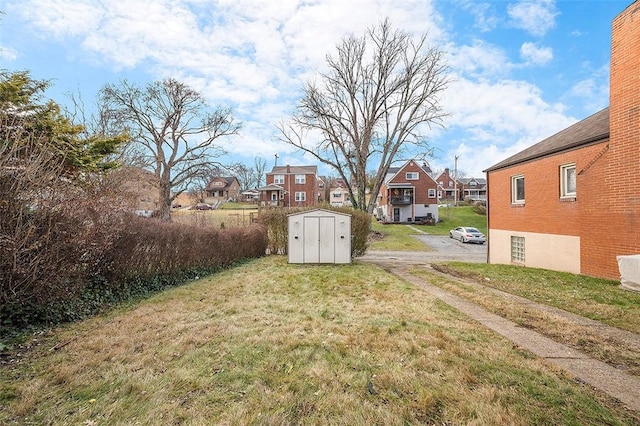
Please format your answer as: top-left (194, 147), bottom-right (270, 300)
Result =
top-left (470, 181), bottom-right (477, 187)
top-left (428, 188), bottom-right (436, 198)
top-left (437, 190), bottom-right (442, 198)
top-left (295, 174), bottom-right (306, 184)
top-left (274, 174), bottom-right (284, 184)
top-left (511, 236), bottom-right (525, 263)
top-left (333, 192), bottom-right (342, 198)
top-left (295, 192), bottom-right (306, 202)
top-left (406, 172), bottom-right (419, 180)
top-left (560, 163), bottom-right (576, 198)
top-left (511, 175), bottom-right (525, 204)
top-left (448, 181), bottom-right (453, 188)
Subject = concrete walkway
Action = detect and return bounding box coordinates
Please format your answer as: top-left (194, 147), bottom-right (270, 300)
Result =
top-left (360, 258), bottom-right (640, 414)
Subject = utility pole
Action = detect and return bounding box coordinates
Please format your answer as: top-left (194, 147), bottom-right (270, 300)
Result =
top-left (454, 155), bottom-right (459, 207)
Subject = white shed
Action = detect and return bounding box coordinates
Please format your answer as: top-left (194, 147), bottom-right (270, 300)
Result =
top-left (288, 209), bottom-right (351, 264)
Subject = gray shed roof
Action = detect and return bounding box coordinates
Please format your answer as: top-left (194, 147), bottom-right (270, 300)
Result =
top-left (484, 107), bottom-right (610, 173)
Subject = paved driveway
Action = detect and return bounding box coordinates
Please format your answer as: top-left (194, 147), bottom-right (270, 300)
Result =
top-left (359, 233), bottom-right (487, 264)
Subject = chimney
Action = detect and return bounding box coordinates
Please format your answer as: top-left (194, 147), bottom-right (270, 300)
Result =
top-left (286, 164), bottom-right (291, 174)
top-left (609, 1), bottom-right (640, 207)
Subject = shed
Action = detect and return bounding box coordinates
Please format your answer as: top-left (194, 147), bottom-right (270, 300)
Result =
top-left (288, 209), bottom-right (351, 264)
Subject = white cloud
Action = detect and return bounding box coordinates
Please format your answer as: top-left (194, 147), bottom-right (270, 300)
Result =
top-left (6, 0), bottom-right (584, 180)
top-left (508, 0), bottom-right (559, 37)
top-left (520, 42), bottom-right (553, 65)
top-left (0, 46), bottom-right (17, 61)
top-left (439, 76), bottom-right (576, 176)
top-left (447, 40), bottom-right (512, 77)
top-left (459, 1), bottom-right (499, 33)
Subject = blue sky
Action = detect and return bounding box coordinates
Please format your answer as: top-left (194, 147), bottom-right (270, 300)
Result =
top-left (0, 0), bottom-right (630, 179)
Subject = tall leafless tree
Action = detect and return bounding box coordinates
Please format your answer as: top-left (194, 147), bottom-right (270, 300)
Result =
top-left (253, 156), bottom-right (267, 188)
top-left (278, 18), bottom-right (449, 213)
top-left (99, 78), bottom-right (240, 220)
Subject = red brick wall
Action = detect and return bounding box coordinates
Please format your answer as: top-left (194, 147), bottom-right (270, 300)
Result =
top-left (584, 1), bottom-right (640, 278)
top-left (488, 143), bottom-right (606, 236)
top-left (488, 1), bottom-right (640, 279)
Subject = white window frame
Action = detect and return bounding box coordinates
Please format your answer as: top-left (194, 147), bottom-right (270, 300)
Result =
top-left (406, 172), bottom-right (419, 180)
top-left (273, 174), bottom-right (284, 184)
top-left (295, 174), bottom-right (306, 184)
top-left (511, 236), bottom-right (525, 263)
top-left (428, 188), bottom-right (436, 198)
top-left (511, 175), bottom-right (525, 204)
top-left (295, 191), bottom-right (306, 202)
top-left (560, 163), bottom-right (576, 198)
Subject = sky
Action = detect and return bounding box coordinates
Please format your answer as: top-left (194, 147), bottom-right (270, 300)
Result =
top-left (0, 0), bottom-right (631, 179)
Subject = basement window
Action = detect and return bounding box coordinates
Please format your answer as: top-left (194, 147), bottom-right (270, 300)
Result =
top-left (511, 236), bottom-right (525, 263)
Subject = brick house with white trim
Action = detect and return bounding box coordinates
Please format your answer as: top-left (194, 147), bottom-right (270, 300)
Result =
top-left (376, 159), bottom-right (439, 223)
top-left (484, 1), bottom-right (640, 280)
top-left (258, 165), bottom-right (319, 207)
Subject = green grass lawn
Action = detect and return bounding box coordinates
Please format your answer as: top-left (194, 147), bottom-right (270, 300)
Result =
top-left (412, 261), bottom-right (640, 378)
top-left (1, 256), bottom-right (636, 425)
top-left (419, 205), bottom-right (487, 235)
top-left (370, 205), bottom-right (486, 250)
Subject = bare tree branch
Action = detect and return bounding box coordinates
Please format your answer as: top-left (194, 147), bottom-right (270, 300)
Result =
top-left (278, 18), bottom-right (449, 213)
top-left (98, 78), bottom-right (241, 220)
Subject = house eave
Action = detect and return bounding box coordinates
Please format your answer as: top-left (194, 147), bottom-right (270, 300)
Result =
top-left (484, 133), bottom-right (610, 174)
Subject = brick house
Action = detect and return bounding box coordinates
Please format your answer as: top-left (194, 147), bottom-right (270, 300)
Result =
top-left (459, 177), bottom-right (487, 202)
top-left (205, 176), bottom-right (240, 201)
top-left (434, 168), bottom-right (459, 202)
top-left (484, 1), bottom-right (639, 280)
top-left (258, 165), bottom-right (319, 207)
top-left (376, 159), bottom-right (439, 223)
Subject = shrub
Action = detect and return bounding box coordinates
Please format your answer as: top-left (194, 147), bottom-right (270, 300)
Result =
top-left (0, 210), bottom-right (268, 336)
top-left (256, 206), bottom-right (371, 257)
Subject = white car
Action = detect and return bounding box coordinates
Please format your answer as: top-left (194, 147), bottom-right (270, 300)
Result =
top-left (449, 226), bottom-right (486, 244)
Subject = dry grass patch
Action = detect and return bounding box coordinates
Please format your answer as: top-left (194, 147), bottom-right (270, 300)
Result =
top-left (1, 257), bottom-right (637, 425)
top-left (410, 264), bottom-right (640, 378)
top-left (171, 208), bottom-right (258, 228)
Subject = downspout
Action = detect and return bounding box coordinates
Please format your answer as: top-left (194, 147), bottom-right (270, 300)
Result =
top-left (485, 171), bottom-right (490, 263)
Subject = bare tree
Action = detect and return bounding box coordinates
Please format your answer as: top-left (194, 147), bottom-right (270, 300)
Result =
top-left (98, 78), bottom-right (240, 220)
top-left (253, 156), bottom-right (267, 188)
top-left (278, 18), bottom-right (449, 213)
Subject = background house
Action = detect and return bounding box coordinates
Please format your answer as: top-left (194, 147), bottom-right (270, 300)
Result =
top-left (434, 168), bottom-right (459, 202)
top-left (459, 177), bottom-right (487, 202)
top-left (376, 159), bottom-right (439, 223)
top-left (484, 1), bottom-right (639, 280)
top-left (329, 186), bottom-right (351, 207)
top-left (258, 165), bottom-right (319, 207)
top-left (108, 166), bottom-right (160, 217)
top-left (205, 176), bottom-right (240, 203)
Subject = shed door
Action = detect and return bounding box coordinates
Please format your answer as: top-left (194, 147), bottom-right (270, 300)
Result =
top-left (303, 216), bottom-right (335, 263)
